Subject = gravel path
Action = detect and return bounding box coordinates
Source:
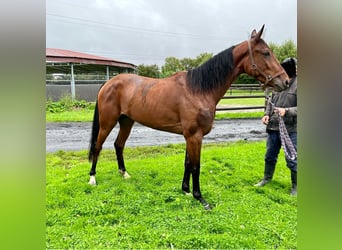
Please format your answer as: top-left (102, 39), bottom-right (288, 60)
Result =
top-left (46, 118), bottom-right (266, 152)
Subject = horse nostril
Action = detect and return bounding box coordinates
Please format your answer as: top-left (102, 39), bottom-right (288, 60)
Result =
top-left (285, 80), bottom-right (289, 87)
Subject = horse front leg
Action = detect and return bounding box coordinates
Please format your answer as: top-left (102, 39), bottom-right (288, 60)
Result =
top-left (185, 134), bottom-right (211, 210)
top-left (182, 151), bottom-right (191, 194)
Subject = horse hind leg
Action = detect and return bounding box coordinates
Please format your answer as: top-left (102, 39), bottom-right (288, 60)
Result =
top-left (115, 115), bottom-right (135, 179)
top-left (89, 124), bottom-right (117, 185)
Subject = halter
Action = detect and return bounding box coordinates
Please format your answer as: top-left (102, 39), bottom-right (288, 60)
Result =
top-left (247, 39), bottom-right (285, 85)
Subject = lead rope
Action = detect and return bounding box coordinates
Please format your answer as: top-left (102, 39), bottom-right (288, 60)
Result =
top-left (269, 99), bottom-right (297, 160)
top-left (278, 114), bottom-right (297, 160)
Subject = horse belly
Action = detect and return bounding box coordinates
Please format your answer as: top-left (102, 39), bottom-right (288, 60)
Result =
top-left (128, 104), bottom-right (183, 134)
top-left (115, 75), bottom-right (186, 134)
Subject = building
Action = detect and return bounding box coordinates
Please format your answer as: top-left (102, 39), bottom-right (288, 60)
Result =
top-left (46, 48), bottom-right (137, 101)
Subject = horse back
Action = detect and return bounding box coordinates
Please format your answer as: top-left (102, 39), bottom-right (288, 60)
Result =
top-left (97, 73), bottom-right (190, 133)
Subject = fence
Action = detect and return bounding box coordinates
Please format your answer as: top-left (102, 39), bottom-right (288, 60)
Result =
top-left (46, 83), bottom-right (103, 102)
top-left (216, 84), bottom-right (268, 111)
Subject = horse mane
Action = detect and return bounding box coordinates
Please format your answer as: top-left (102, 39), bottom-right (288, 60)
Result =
top-left (186, 46), bottom-right (235, 93)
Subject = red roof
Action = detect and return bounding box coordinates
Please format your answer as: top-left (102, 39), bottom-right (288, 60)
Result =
top-left (46, 48), bottom-right (136, 69)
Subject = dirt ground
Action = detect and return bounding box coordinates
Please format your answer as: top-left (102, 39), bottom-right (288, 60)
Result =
top-left (46, 118), bottom-right (267, 152)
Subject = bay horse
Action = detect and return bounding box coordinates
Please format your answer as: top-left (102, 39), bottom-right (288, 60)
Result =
top-left (88, 25), bottom-right (289, 209)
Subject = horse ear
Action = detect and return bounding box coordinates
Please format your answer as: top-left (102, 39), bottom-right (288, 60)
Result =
top-left (251, 29), bottom-right (257, 38)
top-left (255, 24), bottom-right (265, 41)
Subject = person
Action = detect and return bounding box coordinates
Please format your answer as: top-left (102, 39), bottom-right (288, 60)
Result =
top-left (254, 57), bottom-right (297, 196)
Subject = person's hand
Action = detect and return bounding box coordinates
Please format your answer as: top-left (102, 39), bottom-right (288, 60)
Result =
top-left (274, 107), bottom-right (286, 117)
top-left (261, 115), bottom-right (269, 125)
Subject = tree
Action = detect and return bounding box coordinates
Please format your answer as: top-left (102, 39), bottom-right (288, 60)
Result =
top-left (269, 40), bottom-right (297, 63)
top-left (193, 52), bottom-right (213, 67)
top-left (161, 57), bottom-right (184, 77)
top-left (137, 64), bottom-right (161, 78)
top-left (180, 57), bottom-right (196, 71)
top-left (180, 53), bottom-right (213, 70)
top-left (161, 53), bottom-right (214, 77)
top-left (233, 73), bottom-right (257, 85)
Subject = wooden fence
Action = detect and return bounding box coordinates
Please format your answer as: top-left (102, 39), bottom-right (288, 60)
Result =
top-left (216, 84), bottom-right (267, 111)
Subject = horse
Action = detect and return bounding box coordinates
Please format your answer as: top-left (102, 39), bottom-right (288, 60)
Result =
top-left (88, 25), bottom-right (289, 210)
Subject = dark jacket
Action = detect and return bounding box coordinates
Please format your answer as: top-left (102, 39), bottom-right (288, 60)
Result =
top-left (265, 76), bottom-right (297, 133)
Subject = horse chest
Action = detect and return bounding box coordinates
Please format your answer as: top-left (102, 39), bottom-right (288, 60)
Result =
top-left (197, 108), bottom-right (215, 134)
top-left (182, 108), bottom-right (214, 137)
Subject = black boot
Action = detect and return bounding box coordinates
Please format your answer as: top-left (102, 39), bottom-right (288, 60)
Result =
top-left (290, 170), bottom-right (297, 196)
top-left (254, 163), bottom-right (275, 187)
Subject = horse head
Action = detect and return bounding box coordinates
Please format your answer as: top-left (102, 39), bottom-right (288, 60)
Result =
top-left (244, 25), bottom-right (289, 92)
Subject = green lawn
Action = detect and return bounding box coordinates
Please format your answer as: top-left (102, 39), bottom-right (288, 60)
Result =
top-left (46, 141), bottom-right (297, 249)
top-left (218, 96), bottom-right (265, 106)
top-left (46, 109), bottom-right (94, 122)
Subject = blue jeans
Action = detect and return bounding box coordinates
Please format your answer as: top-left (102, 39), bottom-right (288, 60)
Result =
top-left (265, 130), bottom-right (297, 172)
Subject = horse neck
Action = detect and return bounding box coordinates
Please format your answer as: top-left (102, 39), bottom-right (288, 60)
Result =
top-left (211, 42), bottom-right (248, 104)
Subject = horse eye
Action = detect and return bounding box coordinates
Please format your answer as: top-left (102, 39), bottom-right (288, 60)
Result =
top-left (263, 51), bottom-right (270, 57)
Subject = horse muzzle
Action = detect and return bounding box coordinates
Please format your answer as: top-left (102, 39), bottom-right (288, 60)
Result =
top-left (271, 77), bottom-right (289, 92)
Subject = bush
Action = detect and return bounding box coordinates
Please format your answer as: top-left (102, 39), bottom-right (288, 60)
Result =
top-left (46, 95), bottom-right (93, 113)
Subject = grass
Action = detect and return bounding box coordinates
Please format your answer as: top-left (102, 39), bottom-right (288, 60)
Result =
top-left (46, 109), bottom-right (94, 122)
top-left (215, 111), bottom-right (264, 120)
top-left (218, 96), bottom-right (265, 106)
top-left (46, 141), bottom-right (297, 249)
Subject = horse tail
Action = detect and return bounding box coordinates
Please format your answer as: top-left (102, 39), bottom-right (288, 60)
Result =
top-left (88, 100), bottom-right (100, 161)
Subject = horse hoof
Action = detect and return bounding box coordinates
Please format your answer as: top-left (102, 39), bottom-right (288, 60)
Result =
top-left (183, 191), bottom-right (192, 196)
top-left (122, 171), bottom-right (131, 179)
top-left (89, 176), bottom-right (96, 185)
top-left (203, 203), bottom-right (212, 210)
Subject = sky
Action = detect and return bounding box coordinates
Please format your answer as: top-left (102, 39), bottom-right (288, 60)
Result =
top-left (46, 0), bottom-right (297, 67)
